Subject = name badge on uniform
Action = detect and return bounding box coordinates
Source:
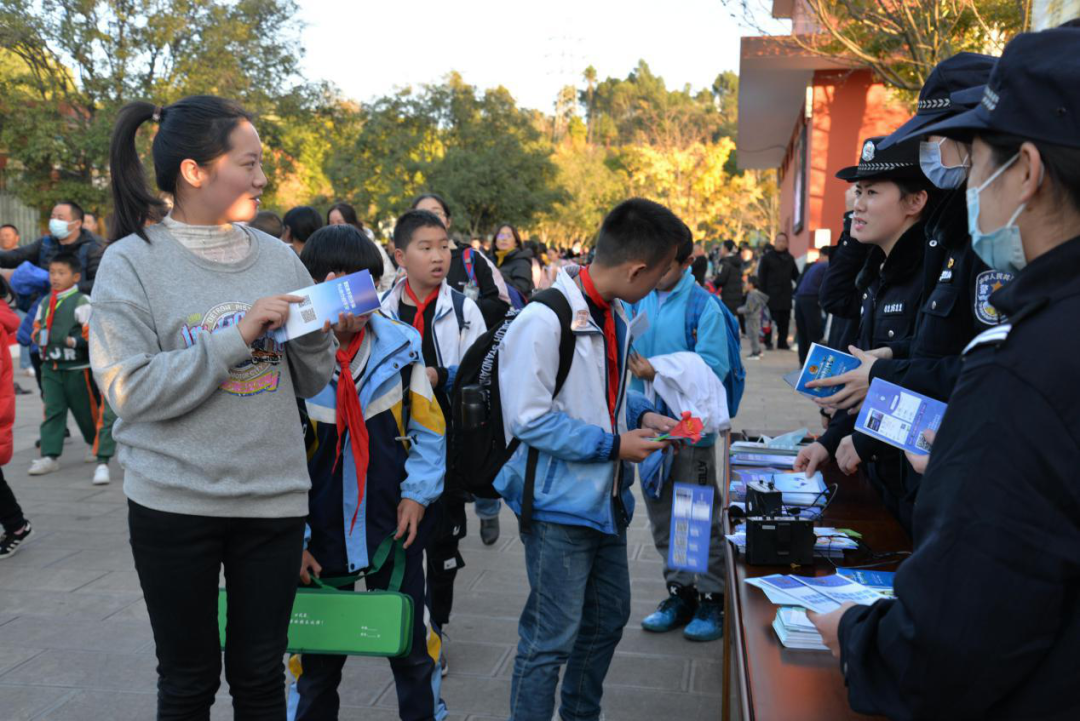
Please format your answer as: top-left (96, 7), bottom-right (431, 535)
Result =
top-left (882, 302), bottom-right (905, 315)
top-left (571, 309), bottom-right (591, 331)
top-left (938, 256), bottom-right (956, 283)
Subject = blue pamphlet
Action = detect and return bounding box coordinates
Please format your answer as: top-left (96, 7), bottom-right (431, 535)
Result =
top-left (855, 378), bottom-right (948, 455)
top-left (669, 483), bottom-right (714, 573)
top-left (794, 343), bottom-right (861, 398)
top-left (272, 270), bottom-right (380, 343)
top-left (836, 568), bottom-right (896, 595)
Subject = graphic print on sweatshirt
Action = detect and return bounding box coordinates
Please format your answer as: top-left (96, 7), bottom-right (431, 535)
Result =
top-left (180, 301), bottom-right (285, 397)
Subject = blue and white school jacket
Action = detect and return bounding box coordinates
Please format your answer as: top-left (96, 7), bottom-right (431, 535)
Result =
top-left (380, 278), bottom-right (487, 393)
top-left (493, 266), bottom-right (654, 535)
top-left (304, 312), bottom-right (446, 573)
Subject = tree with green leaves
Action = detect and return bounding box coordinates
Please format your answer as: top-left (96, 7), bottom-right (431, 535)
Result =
top-left (0, 0), bottom-right (322, 220)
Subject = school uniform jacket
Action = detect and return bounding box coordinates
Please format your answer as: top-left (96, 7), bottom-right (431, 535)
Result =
top-left (304, 312), bottom-right (446, 573)
top-left (493, 266), bottom-right (654, 535)
top-left (380, 278), bottom-right (487, 394)
top-left (837, 235), bottom-right (1080, 721)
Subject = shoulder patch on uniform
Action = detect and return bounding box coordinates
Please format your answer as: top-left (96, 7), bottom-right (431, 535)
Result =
top-left (974, 270), bottom-right (1013, 325)
top-left (962, 323), bottom-right (1012, 355)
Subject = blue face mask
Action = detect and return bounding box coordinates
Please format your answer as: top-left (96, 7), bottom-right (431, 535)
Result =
top-left (966, 153), bottom-right (1029, 275)
top-left (920, 139), bottom-right (969, 190)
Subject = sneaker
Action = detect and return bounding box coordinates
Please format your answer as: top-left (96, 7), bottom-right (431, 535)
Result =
top-left (13, 383), bottom-right (30, 396)
top-left (93, 463), bottom-right (111, 485)
top-left (84, 450), bottom-right (97, 463)
top-left (28, 457), bottom-right (60, 476)
top-left (748, 353), bottom-right (762, 360)
top-left (0, 523), bottom-right (33, 559)
top-left (479, 516), bottom-right (500, 546)
top-left (641, 584), bottom-right (698, 633)
top-left (683, 593), bottom-right (724, 642)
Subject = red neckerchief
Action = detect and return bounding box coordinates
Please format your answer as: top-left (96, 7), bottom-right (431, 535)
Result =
top-left (334, 329), bottom-right (369, 534)
top-left (44, 291), bottom-right (60, 335)
top-left (579, 265), bottom-right (619, 430)
top-left (403, 281), bottom-right (439, 340)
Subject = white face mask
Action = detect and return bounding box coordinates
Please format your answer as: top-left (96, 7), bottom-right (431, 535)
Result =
top-left (920, 138), bottom-right (970, 190)
top-left (49, 218), bottom-right (73, 239)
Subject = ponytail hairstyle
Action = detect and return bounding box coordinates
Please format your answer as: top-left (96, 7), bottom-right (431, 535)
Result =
top-left (109, 96), bottom-right (253, 242)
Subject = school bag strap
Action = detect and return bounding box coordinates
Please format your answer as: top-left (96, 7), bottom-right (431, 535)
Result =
top-left (449, 287), bottom-right (467, 333)
top-left (307, 532), bottom-right (407, 593)
top-left (517, 287), bottom-right (575, 532)
top-left (462, 248), bottom-right (476, 283)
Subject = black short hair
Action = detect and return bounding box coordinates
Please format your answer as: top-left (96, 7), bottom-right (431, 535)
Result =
top-left (300, 224), bottom-right (384, 284)
top-left (282, 206), bottom-right (323, 245)
top-left (0, 224), bottom-right (17, 235)
top-left (50, 251), bottom-right (82, 275)
top-left (593, 198), bottom-right (687, 268)
top-left (981, 131), bottom-right (1080, 216)
top-left (249, 211), bottom-right (283, 238)
top-left (723, 239), bottom-right (736, 252)
top-left (393, 210), bottom-right (446, 252)
top-left (820, 245), bottom-right (833, 258)
top-left (691, 255), bottom-right (708, 285)
top-left (675, 234), bottom-right (695, 264)
top-left (747, 274), bottom-right (758, 287)
top-left (56, 200), bottom-right (85, 222)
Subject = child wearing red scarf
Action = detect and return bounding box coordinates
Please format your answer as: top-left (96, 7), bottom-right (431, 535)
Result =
top-left (291, 224), bottom-right (449, 720)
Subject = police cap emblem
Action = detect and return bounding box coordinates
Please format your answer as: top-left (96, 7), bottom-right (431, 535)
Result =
top-left (862, 140), bottom-right (876, 162)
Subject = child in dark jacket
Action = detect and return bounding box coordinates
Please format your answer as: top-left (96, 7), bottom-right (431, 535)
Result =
top-left (289, 224), bottom-right (449, 721)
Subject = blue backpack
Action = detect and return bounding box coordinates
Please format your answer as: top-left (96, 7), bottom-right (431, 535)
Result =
top-left (685, 284), bottom-right (746, 417)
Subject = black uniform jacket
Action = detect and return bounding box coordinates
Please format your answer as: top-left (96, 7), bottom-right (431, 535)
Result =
top-left (870, 188), bottom-right (1014, 401)
top-left (836, 235), bottom-right (1080, 721)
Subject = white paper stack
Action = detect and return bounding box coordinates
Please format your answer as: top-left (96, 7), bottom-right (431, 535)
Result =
top-left (772, 607), bottom-right (829, 651)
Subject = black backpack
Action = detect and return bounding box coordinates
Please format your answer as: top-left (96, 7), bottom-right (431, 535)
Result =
top-left (449, 288), bottom-right (576, 530)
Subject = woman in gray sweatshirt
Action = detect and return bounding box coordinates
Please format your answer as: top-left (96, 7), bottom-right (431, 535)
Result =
top-left (90, 96), bottom-right (339, 719)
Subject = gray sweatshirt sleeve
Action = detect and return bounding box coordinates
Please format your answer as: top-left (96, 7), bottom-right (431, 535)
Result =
top-left (284, 255), bottom-right (337, 399)
top-left (89, 250), bottom-right (254, 424)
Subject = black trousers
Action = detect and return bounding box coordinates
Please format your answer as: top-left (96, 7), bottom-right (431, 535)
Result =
top-left (794, 295), bottom-right (825, 366)
top-left (0, 468), bottom-right (26, 535)
top-left (128, 500), bottom-right (305, 721)
top-left (769, 305), bottom-right (792, 349)
top-left (426, 493), bottom-right (466, 630)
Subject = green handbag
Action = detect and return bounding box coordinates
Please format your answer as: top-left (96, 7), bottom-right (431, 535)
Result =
top-left (218, 534), bottom-right (414, 657)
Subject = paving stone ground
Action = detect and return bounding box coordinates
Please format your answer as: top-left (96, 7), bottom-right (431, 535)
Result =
top-left (0, 344), bottom-right (812, 720)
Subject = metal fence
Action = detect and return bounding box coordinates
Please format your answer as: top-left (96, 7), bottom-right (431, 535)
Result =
top-left (0, 191), bottom-right (43, 245)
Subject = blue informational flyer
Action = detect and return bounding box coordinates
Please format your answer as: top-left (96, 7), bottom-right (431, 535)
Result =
top-left (669, 483), bottom-right (714, 573)
top-left (272, 270), bottom-right (380, 343)
top-left (794, 343), bottom-right (861, 398)
top-left (855, 378), bottom-right (948, 455)
top-left (836, 568), bottom-right (896, 596)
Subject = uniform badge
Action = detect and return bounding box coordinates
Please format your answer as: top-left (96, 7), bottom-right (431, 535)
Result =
top-left (861, 141), bottom-right (876, 162)
top-left (947, 257), bottom-right (955, 269)
top-left (974, 270), bottom-right (1013, 325)
top-left (571, 309), bottom-right (592, 330)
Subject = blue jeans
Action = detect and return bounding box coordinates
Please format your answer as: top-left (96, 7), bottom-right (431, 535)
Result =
top-left (474, 497), bottom-right (501, 519)
top-left (509, 520), bottom-right (630, 721)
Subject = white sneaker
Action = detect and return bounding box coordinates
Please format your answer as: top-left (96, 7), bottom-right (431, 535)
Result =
top-left (29, 457), bottom-right (60, 476)
top-left (93, 463), bottom-right (111, 485)
top-left (84, 450), bottom-right (97, 463)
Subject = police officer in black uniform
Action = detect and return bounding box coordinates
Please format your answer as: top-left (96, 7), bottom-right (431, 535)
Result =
top-left (806, 53), bottom-right (1001, 532)
top-left (809, 28), bottom-right (1080, 720)
top-left (797, 135), bottom-right (939, 521)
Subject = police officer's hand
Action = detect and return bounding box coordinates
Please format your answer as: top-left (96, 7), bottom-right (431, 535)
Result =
top-left (809, 346), bottom-right (878, 413)
top-left (396, 498), bottom-right (426, 549)
top-left (795, 441), bottom-right (830, 477)
top-left (836, 435), bottom-right (862, 475)
top-left (299, 549), bottom-right (322, 585)
top-left (904, 430), bottom-right (936, 475)
top-left (807, 602), bottom-right (857, 660)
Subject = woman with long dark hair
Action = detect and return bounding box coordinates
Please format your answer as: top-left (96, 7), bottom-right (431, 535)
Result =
top-left (492, 223), bottom-right (535, 298)
top-left (92, 95), bottom-right (344, 718)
